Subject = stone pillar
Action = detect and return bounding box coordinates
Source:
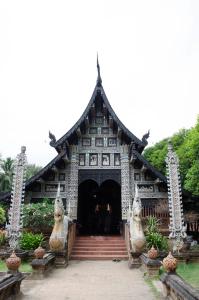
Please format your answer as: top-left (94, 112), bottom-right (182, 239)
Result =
top-left (140, 254), bottom-right (162, 277)
top-left (7, 146), bottom-right (27, 250)
top-left (129, 164), bottom-right (134, 202)
top-left (31, 254), bottom-right (55, 278)
top-left (121, 145), bottom-right (131, 220)
top-left (68, 145), bottom-right (78, 220)
top-left (166, 142), bottom-right (187, 252)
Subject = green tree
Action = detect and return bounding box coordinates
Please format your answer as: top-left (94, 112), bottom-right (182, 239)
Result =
top-left (0, 157), bottom-right (14, 192)
top-left (184, 160), bottom-right (199, 196)
top-left (26, 164), bottom-right (42, 180)
top-left (178, 117), bottom-right (199, 195)
top-left (144, 138), bottom-right (169, 174)
top-left (0, 156), bottom-right (42, 192)
top-left (144, 116), bottom-right (199, 196)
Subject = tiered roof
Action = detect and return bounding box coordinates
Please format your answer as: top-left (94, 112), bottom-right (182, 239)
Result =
top-left (49, 58), bottom-right (148, 153)
top-left (0, 59), bottom-right (167, 203)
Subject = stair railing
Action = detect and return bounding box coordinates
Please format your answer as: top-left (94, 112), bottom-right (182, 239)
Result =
top-left (67, 222), bottom-right (76, 259)
top-left (124, 222), bottom-right (131, 258)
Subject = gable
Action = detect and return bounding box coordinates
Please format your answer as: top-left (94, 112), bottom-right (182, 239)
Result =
top-left (50, 85), bottom-right (148, 154)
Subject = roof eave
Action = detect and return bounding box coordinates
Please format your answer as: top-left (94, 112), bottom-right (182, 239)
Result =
top-left (26, 149), bottom-right (68, 189)
top-left (132, 149), bottom-right (167, 183)
top-left (0, 150), bottom-right (69, 202)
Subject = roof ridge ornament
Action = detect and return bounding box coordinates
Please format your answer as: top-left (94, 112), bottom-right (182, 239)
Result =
top-left (49, 131), bottom-right (56, 147)
top-left (97, 53), bottom-right (102, 87)
top-left (142, 130), bottom-right (150, 145)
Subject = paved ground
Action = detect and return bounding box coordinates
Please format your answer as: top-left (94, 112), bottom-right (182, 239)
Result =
top-left (18, 260), bottom-right (156, 300)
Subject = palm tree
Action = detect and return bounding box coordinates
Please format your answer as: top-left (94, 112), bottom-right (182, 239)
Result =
top-left (0, 157), bottom-right (14, 192)
top-left (26, 164), bottom-right (42, 180)
top-left (0, 157), bottom-right (42, 191)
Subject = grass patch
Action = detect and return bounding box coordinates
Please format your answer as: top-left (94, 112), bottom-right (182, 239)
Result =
top-left (148, 262), bottom-right (199, 296)
top-left (176, 262), bottom-right (199, 289)
top-left (0, 259), bottom-right (32, 273)
top-left (144, 277), bottom-right (162, 299)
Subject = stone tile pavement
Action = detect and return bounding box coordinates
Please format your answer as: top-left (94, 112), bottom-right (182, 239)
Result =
top-left (18, 260), bottom-right (156, 300)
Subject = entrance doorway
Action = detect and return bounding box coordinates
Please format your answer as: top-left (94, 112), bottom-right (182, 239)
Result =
top-left (77, 179), bottom-right (121, 235)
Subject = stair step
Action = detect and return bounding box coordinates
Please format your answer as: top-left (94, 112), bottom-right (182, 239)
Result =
top-left (75, 240), bottom-right (125, 242)
top-left (74, 245), bottom-right (125, 248)
top-left (70, 254), bottom-right (128, 260)
top-left (73, 247), bottom-right (126, 250)
top-left (75, 240), bottom-right (124, 243)
top-left (77, 236), bottom-right (123, 240)
top-left (72, 250), bottom-right (127, 255)
top-left (70, 236), bottom-right (128, 260)
top-left (75, 241), bottom-right (124, 243)
top-left (76, 237), bottom-right (124, 240)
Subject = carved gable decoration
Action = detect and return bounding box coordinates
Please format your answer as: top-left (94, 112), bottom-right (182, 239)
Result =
top-left (49, 61), bottom-right (146, 153)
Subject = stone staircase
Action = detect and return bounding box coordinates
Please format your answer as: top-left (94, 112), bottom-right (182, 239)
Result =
top-left (70, 236), bottom-right (128, 260)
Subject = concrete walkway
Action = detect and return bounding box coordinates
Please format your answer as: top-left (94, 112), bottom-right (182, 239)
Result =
top-left (18, 261), bottom-right (156, 300)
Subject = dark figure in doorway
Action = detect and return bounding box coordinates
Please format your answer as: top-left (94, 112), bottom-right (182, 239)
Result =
top-left (104, 203), bottom-right (112, 234)
top-left (95, 203), bottom-right (104, 234)
top-left (95, 203), bottom-right (112, 234)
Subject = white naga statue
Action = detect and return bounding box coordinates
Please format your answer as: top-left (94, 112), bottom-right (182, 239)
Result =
top-left (129, 185), bottom-right (146, 252)
top-left (49, 184), bottom-right (71, 251)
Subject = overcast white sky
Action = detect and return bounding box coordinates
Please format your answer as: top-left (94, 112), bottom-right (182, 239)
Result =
top-left (0, 0), bottom-right (199, 166)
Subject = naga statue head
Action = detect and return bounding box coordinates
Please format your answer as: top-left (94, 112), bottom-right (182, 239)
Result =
top-left (132, 184), bottom-right (142, 220)
top-left (54, 183), bottom-right (65, 223)
top-left (129, 184), bottom-right (145, 252)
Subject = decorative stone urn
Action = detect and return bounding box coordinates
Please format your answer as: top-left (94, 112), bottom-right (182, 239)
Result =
top-left (162, 252), bottom-right (177, 272)
top-left (147, 246), bottom-right (158, 259)
top-left (6, 251), bottom-right (21, 272)
top-left (34, 246), bottom-right (45, 259)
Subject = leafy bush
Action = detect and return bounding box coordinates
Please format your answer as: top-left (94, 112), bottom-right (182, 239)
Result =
top-left (23, 199), bottom-right (54, 231)
top-left (20, 232), bottom-right (44, 250)
top-left (146, 232), bottom-right (168, 251)
top-left (0, 206), bottom-right (6, 225)
top-left (145, 216), bottom-right (168, 251)
top-left (146, 215), bottom-right (159, 233)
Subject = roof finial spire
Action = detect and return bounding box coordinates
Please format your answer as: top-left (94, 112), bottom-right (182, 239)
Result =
top-left (97, 53), bottom-right (102, 86)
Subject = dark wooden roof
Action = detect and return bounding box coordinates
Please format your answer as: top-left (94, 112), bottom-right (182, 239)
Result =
top-left (0, 149), bottom-right (67, 202)
top-left (132, 149), bottom-right (167, 183)
top-left (52, 65), bottom-right (147, 152)
top-left (25, 150), bottom-right (67, 189)
top-left (0, 62), bottom-right (155, 204)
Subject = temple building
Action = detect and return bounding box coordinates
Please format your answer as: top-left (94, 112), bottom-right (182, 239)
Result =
top-left (16, 60), bottom-right (169, 235)
top-left (1, 60), bottom-right (171, 235)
